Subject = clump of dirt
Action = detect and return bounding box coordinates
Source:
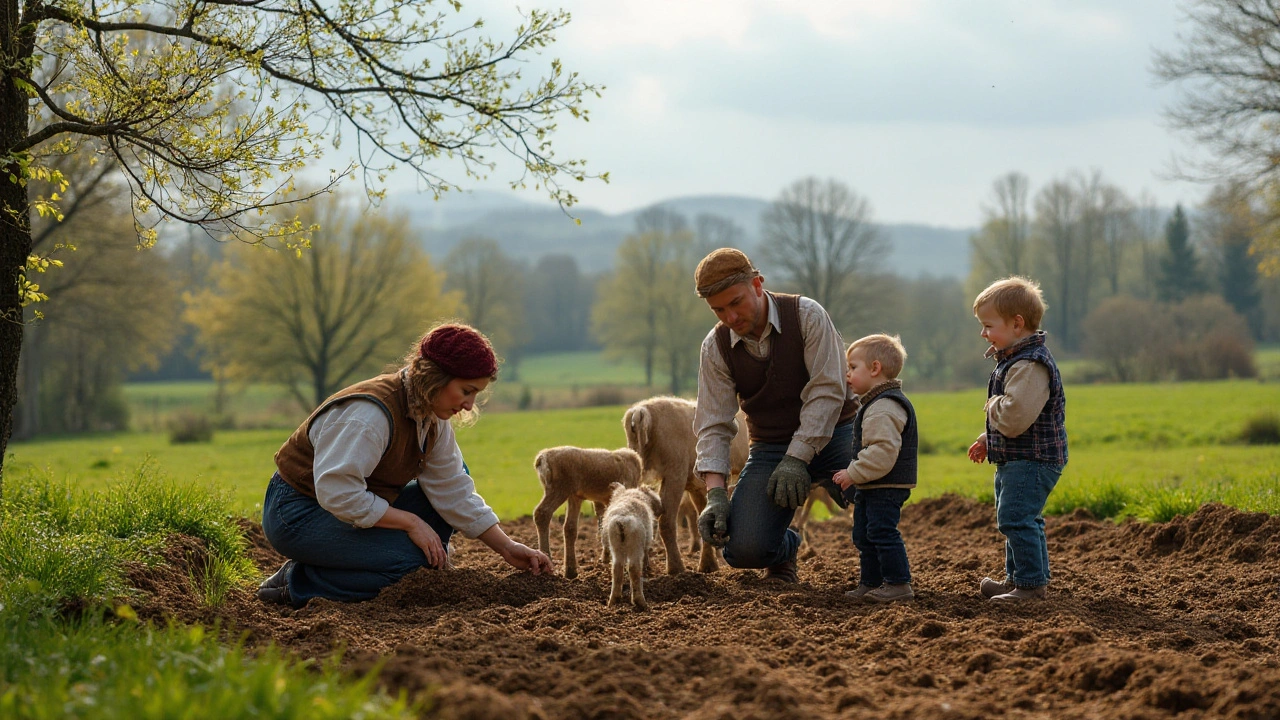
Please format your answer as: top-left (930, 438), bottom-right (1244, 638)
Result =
top-left (136, 495), bottom-right (1280, 719)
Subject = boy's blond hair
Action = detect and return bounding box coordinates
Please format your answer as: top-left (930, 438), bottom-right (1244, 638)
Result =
top-left (848, 334), bottom-right (907, 380)
top-left (972, 276), bottom-right (1046, 331)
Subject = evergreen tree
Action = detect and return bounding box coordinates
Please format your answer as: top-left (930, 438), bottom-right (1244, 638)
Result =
top-left (1221, 240), bottom-right (1262, 336)
top-left (1157, 205), bottom-right (1204, 302)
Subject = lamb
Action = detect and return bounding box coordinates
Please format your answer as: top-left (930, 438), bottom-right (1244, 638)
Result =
top-left (622, 396), bottom-right (748, 574)
top-left (792, 486), bottom-right (848, 549)
top-left (678, 417), bottom-right (749, 555)
top-left (532, 446), bottom-right (643, 579)
top-left (600, 482), bottom-right (664, 610)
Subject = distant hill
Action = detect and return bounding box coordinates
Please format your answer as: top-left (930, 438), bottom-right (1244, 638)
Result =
top-left (392, 190), bottom-right (975, 279)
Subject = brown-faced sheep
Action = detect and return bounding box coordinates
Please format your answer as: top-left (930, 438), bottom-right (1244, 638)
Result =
top-left (678, 417), bottom-right (749, 555)
top-left (622, 397), bottom-right (748, 574)
top-left (600, 482), bottom-right (664, 610)
top-left (533, 446), bottom-right (642, 579)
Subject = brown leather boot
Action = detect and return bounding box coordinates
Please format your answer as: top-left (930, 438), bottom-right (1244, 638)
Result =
top-left (865, 583), bottom-right (915, 603)
top-left (844, 584), bottom-right (877, 599)
top-left (980, 576), bottom-right (1014, 599)
top-left (763, 557), bottom-right (799, 584)
top-left (990, 585), bottom-right (1046, 602)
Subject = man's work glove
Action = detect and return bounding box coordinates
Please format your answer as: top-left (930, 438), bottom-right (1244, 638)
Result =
top-left (767, 455), bottom-right (812, 509)
top-left (698, 487), bottom-right (730, 547)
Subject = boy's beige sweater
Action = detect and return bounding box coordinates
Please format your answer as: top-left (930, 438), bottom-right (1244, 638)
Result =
top-left (985, 360), bottom-right (1051, 438)
top-left (843, 380), bottom-right (913, 489)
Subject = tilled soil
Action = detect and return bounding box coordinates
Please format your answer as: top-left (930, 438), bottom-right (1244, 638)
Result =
top-left (132, 495), bottom-right (1280, 719)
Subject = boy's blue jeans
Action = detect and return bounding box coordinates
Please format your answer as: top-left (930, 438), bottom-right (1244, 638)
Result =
top-left (261, 473), bottom-right (455, 606)
top-left (850, 487), bottom-right (912, 587)
top-left (722, 421), bottom-right (854, 569)
top-left (993, 460), bottom-right (1063, 588)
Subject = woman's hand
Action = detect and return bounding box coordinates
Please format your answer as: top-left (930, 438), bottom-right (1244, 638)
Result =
top-left (478, 524), bottom-right (554, 575)
top-left (501, 542), bottom-right (554, 575)
top-left (375, 507), bottom-right (448, 569)
top-left (406, 519), bottom-right (448, 569)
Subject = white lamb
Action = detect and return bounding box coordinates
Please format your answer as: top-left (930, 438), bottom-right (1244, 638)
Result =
top-left (600, 482), bottom-right (664, 610)
top-left (533, 446), bottom-right (643, 579)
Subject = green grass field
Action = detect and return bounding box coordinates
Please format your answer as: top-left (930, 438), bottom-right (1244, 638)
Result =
top-left (12, 378), bottom-right (1280, 522)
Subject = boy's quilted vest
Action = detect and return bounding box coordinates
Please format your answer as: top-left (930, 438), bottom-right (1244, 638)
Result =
top-left (986, 333), bottom-right (1068, 465)
top-left (847, 385), bottom-right (918, 494)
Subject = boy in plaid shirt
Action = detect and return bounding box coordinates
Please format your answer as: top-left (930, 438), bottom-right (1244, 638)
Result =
top-left (967, 277), bottom-right (1067, 602)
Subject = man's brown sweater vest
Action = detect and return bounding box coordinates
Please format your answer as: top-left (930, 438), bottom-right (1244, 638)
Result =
top-left (274, 371), bottom-right (436, 504)
top-left (715, 292), bottom-right (857, 444)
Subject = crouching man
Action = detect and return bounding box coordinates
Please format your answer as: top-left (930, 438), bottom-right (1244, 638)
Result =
top-left (693, 249), bottom-right (856, 583)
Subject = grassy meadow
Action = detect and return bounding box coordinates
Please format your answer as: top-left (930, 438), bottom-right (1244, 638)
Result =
top-left (11, 378), bottom-right (1280, 522)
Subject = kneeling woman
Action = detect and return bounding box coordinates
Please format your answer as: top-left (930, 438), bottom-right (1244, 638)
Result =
top-left (257, 323), bottom-right (552, 607)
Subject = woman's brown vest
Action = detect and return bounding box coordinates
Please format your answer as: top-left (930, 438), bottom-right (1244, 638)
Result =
top-left (274, 371), bottom-right (436, 504)
top-left (714, 292), bottom-right (857, 443)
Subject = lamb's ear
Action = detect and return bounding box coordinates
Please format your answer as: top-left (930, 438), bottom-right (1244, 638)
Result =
top-left (608, 481), bottom-right (625, 499)
top-left (622, 408), bottom-right (638, 450)
top-left (636, 408), bottom-right (651, 452)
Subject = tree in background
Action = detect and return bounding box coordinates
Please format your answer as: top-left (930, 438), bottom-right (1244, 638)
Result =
top-left (1033, 178), bottom-right (1081, 349)
top-left (524, 255), bottom-right (594, 354)
top-left (969, 172), bottom-right (1031, 292)
top-left (1098, 183), bottom-right (1137, 297)
top-left (894, 276), bottom-right (973, 386)
top-left (1154, 0), bottom-right (1280, 275)
top-left (185, 194), bottom-right (460, 411)
top-left (444, 239), bottom-right (528, 360)
top-left (1157, 205), bottom-right (1205, 302)
top-left (2, 1), bottom-right (599, 489)
top-left (1201, 184), bottom-right (1262, 336)
top-left (760, 177), bottom-right (888, 335)
top-left (16, 161), bottom-right (178, 436)
top-left (592, 226), bottom-right (708, 393)
top-left (694, 213), bottom-right (746, 255)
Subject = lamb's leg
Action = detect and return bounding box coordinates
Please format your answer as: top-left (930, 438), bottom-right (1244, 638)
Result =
top-left (817, 486), bottom-right (841, 515)
top-left (534, 489), bottom-right (567, 557)
top-left (793, 492), bottom-right (815, 549)
top-left (563, 496), bottom-right (583, 579)
top-left (594, 501), bottom-right (610, 564)
top-left (629, 556), bottom-right (648, 610)
top-left (679, 494), bottom-right (701, 555)
top-left (687, 484), bottom-right (719, 573)
top-left (658, 479), bottom-right (686, 575)
top-left (607, 554), bottom-right (624, 606)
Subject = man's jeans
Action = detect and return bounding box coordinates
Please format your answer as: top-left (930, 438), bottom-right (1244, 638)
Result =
top-left (993, 460), bottom-right (1063, 588)
top-left (850, 487), bottom-right (912, 587)
top-left (722, 421), bottom-right (854, 569)
top-left (261, 473), bottom-right (454, 605)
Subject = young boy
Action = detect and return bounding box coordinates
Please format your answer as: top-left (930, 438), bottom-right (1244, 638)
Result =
top-left (968, 277), bottom-right (1068, 602)
top-left (833, 334), bottom-right (917, 603)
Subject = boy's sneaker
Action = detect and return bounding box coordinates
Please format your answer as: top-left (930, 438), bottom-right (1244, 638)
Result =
top-left (979, 576), bottom-right (1013, 599)
top-left (865, 583), bottom-right (914, 603)
top-left (844, 584), bottom-right (877, 599)
top-left (990, 585), bottom-right (1046, 602)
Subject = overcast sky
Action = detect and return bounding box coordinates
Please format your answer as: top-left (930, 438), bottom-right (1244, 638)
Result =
top-left (379, 0), bottom-right (1207, 228)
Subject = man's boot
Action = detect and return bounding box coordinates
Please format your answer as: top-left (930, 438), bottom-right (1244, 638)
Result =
top-left (763, 557), bottom-right (799, 584)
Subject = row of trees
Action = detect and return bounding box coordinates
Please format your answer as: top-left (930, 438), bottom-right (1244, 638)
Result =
top-left (18, 163), bottom-right (1280, 437)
